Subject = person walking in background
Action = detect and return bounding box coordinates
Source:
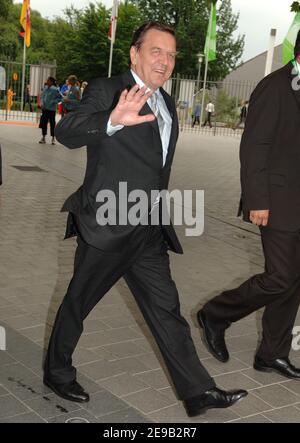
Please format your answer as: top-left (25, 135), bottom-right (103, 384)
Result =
top-left (39, 77), bottom-right (62, 145)
top-left (63, 75), bottom-right (81, 113)
top-left (23, 84), bottom-right (33, 112)
top-left (234, 100), bottom-right (248, 130)
top-left (202, 101), bottom-right (214, 128)
top-left (197, 32), bottom-right (300, 381)
top-left (192, 102), bottom-right (201, 127)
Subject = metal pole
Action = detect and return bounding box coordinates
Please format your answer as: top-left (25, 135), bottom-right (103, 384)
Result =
top-left (21, 37), bottom-right (26, 111)
top-left (108, 0), bottom-right (118, 78)
top-left (200, 2), bottom-right (214, 126)
top-left (264, 28), bottom-right (276, 77)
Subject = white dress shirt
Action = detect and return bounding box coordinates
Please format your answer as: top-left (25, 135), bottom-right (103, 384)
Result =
top-left (107, 70), bottom-right (172, 167)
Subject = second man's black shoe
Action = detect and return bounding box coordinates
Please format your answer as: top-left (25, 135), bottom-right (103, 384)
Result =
top-left (197, 310), bottom-right (229, 362)
top-left (254, 356), bottom-right (300, 380)
top-left (44, 378), bottom-right (90, 403)
top-left (184, 387), bottom-right (248, 417)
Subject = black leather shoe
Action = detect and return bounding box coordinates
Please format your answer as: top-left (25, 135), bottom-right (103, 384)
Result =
top-left (44, 378), bottom-right (90, 403)
top-left (254, 356), bottom-right (300, 380)
top-left (184, 387), bottom-right (248, 417)
top-left (197, 310), bottom-right (229, 362)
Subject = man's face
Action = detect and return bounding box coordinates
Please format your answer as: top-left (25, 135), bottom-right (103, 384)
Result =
top-left (130, 29), bottom-right (176, 90)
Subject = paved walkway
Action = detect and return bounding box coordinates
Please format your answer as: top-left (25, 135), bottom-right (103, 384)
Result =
top-left (0, 125), bottom-right (300, 423)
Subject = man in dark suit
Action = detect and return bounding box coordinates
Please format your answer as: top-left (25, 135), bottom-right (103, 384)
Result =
top-left (44, 22), bottom-right (246, 417)
top-left (197, 32), bottom-right (300, 380)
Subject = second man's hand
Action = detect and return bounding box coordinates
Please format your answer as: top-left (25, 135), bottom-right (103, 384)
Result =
top-left (249, 209), bottom-right (269, 226)
top-left (110, 84), bottom-right (156, 127)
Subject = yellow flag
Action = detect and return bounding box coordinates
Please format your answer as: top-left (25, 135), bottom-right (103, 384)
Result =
top-left (20, 0), bottom-right (31, 47)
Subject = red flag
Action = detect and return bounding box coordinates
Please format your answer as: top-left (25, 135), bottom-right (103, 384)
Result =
top-left (108, 0), bottom-right (118, 44)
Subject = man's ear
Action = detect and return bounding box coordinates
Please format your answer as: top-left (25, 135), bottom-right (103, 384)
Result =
top-left (130, 46), bottom-right (137, 66)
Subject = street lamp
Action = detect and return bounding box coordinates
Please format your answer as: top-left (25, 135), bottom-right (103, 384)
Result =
top-left (196, 53), bottom-right (204, 95)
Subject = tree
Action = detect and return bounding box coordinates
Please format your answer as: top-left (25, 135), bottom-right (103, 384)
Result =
top-left (133, 0), bottom-right (244, 79)
top-left (0, 0), bottom-right (12, 19)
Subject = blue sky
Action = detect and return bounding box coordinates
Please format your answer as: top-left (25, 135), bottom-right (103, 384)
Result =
top-left (23, 0), bottom-right (296, 61)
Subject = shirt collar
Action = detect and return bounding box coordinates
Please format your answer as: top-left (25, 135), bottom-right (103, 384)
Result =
top-left (130, 69), bottom-right (161, 97)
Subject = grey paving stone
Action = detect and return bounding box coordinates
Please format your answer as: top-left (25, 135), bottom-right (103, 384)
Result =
top-left (0, 412), bottom-right (46, 423)
top-left (251, 385), bottom-right (300, 408)
top-left (4, 314), bottom-right (42, 330)
top-left (100, 341), bottom-right (146, 359)
top-left (23, 393), bottom-right (83, 419)
top-left (149, 404), bottom-right (207, 423)
top-left (78, 328), bottom-right (142, 348)
top-left (280, 380), bottom-right (300, 396)
top-left (0, 384), bottom-right (9, 396)
top-left (0, 394), bottom-right (31, 419)
top-left (81, 390), bottom-right (129, 417)
top-left (137, 352), bottom-right (162, 370)
top-left (135, 369), bottom-right (171, 390)
top-left (48, 409), bottom-right (99, 423)
top-left (214, 372), bottom-right (261, 391)
top-left (241, 368), bottom-right (290, 385)
top-left (82, 319), bottom-right (109, 334)
top-left (231, 392), bottom-right (273, 417)
top-left (0, 352), bottom-right (17, 366)
top-left (97, 408), bottom-right (153, 423)
top-left (12, 348), bottom-right (44, 370)
top-left (263, 405), bottom-right (300, 423)
top-left (122, 388), bottom-right (177, 414)
top-left (229, 414), bottom-right (272, 423)
top-left (99, 373), bottom-right (149, 397)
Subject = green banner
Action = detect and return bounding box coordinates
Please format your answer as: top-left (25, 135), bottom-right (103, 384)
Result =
top-left (204, 1), bottom-right (217, 62)
top-left (282, 11), bottom-right (300, 64)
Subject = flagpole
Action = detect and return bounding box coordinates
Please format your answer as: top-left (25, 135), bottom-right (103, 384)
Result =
top-left (200, 1), bottom-right (214, 126)
top-left (108, 0), bottom-right (118, 78)
top-left (21, 35), bottom-right (26, 111)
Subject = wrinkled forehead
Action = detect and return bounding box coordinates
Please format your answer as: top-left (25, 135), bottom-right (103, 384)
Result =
top-left (140, 29), bottom-right (176, 51)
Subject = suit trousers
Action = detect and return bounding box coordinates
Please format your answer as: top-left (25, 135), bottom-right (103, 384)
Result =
top-left (203, 226), bottom-right (300, 362)
top-left (44, 223), bottom-right (215, 400)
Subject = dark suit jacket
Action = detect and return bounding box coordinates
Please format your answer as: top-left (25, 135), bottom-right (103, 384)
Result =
top-left (239, 62), bottom-right (300, 231)
top-left (55, 71), bottom-right (183, 254)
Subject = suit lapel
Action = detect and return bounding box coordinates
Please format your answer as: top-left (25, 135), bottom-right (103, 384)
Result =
top-left (121, 71), bottom-right (160, 135)
top-left (287, 61), bottom-right (300, 111)
top-left (120, 72), bottom-right (177, 169)
top-left (160, 87), bottom-right (177, 169)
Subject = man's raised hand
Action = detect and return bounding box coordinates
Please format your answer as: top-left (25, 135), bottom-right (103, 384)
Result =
top-left (110, 85), bottom-right (156, 127)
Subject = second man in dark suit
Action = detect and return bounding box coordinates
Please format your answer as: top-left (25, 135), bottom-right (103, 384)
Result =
top-left (198, 33), bottom-right (300, 380)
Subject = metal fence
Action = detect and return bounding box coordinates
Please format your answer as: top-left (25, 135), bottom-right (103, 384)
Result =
top-left (0, 60), bottom-right (257, 137)
top-left (0, 60), bottom-right (56, 123)
top-left (166, 75), bottom-right (258, 137)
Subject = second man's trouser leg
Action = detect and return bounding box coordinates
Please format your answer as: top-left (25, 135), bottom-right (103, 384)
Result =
top-left (124, 226), bottom-right (215, 400)
top-left (203, 227), bottom-right (300, 360)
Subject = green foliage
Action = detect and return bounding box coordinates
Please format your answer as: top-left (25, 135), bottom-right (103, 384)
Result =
top-left (215, 88), bottom-right (237, 126)
top-left (133, 0), bottom-right (244, 79)
top-left (0, 0), bottom-right (244, 82)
